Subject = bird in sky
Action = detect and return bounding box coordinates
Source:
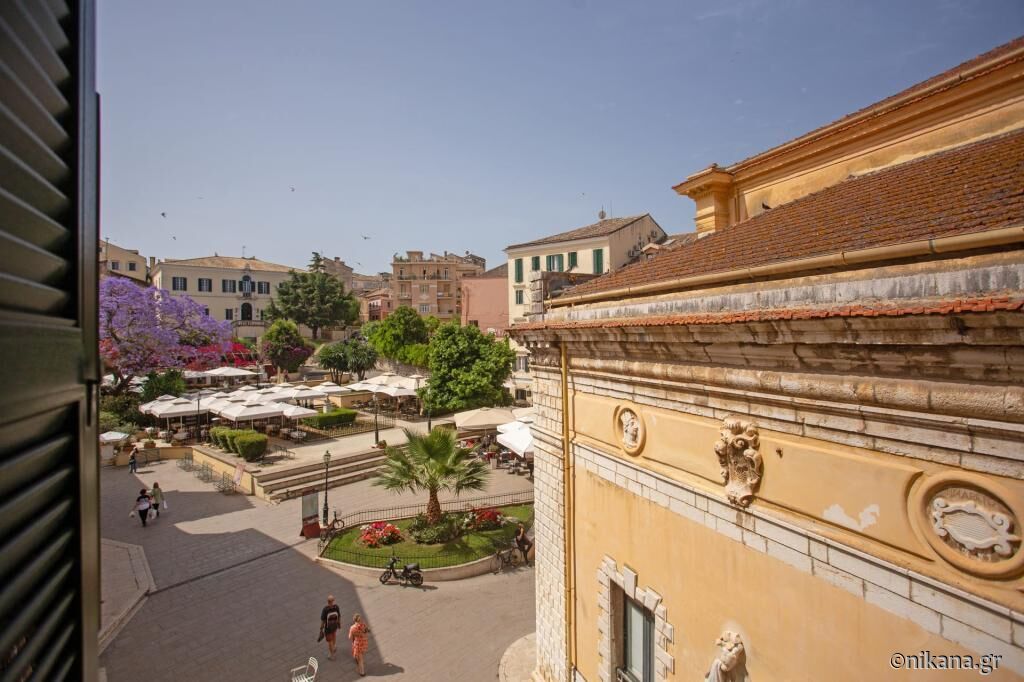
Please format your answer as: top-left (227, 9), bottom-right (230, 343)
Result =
top-left (361, 235), bottom-right (371, 240)
top-left (160, 212), bottom-right (167, 218)
top-left (290, 186), bottom-right (295, 192)
top-left (355, 262), bottom-right (363, 267)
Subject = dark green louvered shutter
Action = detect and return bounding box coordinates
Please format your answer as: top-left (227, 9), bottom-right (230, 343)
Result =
top-left (0, 1), bottom-right (100, 681)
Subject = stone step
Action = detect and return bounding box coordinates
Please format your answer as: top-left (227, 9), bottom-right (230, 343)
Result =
top-left (254, 449), bottom-right (382, 484)
top-left (264, 466), bottom-right (383, 502)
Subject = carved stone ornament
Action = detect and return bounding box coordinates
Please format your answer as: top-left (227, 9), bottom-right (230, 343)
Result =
top-left (704, 631), bottom-right (744, 682)
top-left (714, 418), bottom-right (763, 507)
top-left (931, 494), bottom-right (1021, 560)
top-left (613, 406), bottom-right (645, 456)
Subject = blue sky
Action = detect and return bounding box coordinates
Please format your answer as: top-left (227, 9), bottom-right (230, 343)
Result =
top-left (97, 0), bottom-right (1023, 275)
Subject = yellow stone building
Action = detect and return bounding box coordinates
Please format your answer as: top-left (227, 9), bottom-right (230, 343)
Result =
top-left (514, 38), bottom-right (1024, 682)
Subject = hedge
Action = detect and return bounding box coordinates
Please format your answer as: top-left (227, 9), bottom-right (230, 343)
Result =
top-left (303, 408), bottom-right (357, 429)
top-left (234, 433), bottom-right (268, 461)
top-left (210, 426), bottom-right (231, 449)
top-left (226, 429), bottom-right (257, 454)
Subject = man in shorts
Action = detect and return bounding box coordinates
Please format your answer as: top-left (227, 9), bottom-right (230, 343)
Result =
top-left (320, 595), bottom-right (342, 660)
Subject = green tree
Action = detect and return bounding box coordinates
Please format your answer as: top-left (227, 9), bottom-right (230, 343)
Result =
top-left (344, 337), bottom-right (378, 380)
top-left (425, 323), bottom-right (515, 412)
top-left (140, 370), bottom-right (186, 402)
top-left (261, 320), bottom-right (313, 373)
top-left (317, 341), bottom-right (349, 382)
top-left (365, 305), bottom-right (428, 359)
top-left (424, 315), bottom-right (441, 336)
top-left (373, 428), bottom-right (489, 525)
top-left (266, 252), bottom-right (360, 339)
top-left (397, 343), bottom-right (429, 368)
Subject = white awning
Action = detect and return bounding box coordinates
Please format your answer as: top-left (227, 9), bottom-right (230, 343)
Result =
top-left (497, 428), bottom-right (533, 456)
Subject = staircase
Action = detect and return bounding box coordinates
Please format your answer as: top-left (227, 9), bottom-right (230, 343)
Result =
top-left (253, 450), bottom-right (386, 502)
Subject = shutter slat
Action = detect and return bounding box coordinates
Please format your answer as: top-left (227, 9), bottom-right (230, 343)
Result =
top-left (0, 145), bottom-right (68, 217)
top-left (0, 575), bottom-right (73, 679)
top-left (0, 230), bottom-right (68, 289)
top-left (0, 271), bottom-right (70, 315)
top-left (0, 186), bottom-right (69, 252)
top-left (45, 0), bottom-right (68, 19)
top-left (0, 101), bottom-right (69, 183)
top-left (0, 433), bottom-right (69, 500)
top-left (0, 501), bottom-right (71, 584)
top-left (0, 466), bottom-right (72, 539)
top-left (0, 530), bottom-right (72, 620)
top-left (0, 3), bottom-right (69, 85)
top-left (24, 626), bottom-right (74, 682)
top-left (0, 61), bottom-right (69, 152)
top-left (18, 0), bottom-right (70, 54)
top-left (0, 18), bottom-right (68, 117)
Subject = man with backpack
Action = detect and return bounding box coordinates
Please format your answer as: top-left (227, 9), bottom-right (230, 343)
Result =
top-left (319, 595), bottom-right (342, 661)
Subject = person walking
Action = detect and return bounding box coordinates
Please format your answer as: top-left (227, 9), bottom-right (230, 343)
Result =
top-left (515, 523), bottom-right (533, 565)
top-left (150, 482), bottom-right (165, 517)
top-left (132, 488), bottom-right (152, 527)
top-left (128, 447), bottom-right (138, 474)
top-left (348, 613), bottom-right (370, 676)
top-left (319, 595), bottom-right (341, 661)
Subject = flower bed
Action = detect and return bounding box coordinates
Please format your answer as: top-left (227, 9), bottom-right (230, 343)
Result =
top-left (323, 503), bottom-right (533, 569)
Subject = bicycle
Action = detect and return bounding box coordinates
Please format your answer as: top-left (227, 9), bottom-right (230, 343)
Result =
top-left (317, 510), bottom-right (345, 554)
top-left (491, 541), bottom-right (527, 574)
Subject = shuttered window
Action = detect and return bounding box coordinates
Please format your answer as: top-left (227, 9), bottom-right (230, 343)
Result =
top-left (0, 2), bottom-right (100, 681)
top-left (593, 248), bottom-right (604, 274)
top-left (514, 258), bottom-right (523, 283)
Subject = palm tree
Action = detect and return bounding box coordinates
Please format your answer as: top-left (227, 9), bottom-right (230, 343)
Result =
top-left (374, 428), bottom-right (490, 525)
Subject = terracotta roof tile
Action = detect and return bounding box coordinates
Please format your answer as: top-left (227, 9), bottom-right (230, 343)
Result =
top-left (565, 129), bottom-right (1024, 300)
top-left (506, 214), bottom-right (650, 250)
top-left (158, 255), bottom-right (301, 273)
top-left (517, 297), bottom-right (1024, 332)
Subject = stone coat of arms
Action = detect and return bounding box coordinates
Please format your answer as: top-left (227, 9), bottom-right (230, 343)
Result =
top-left (714, 417), bottom-right (763, 507)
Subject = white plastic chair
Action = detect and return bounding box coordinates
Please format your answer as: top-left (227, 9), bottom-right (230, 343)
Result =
top-left (289, 656), bottom-right (318, 681)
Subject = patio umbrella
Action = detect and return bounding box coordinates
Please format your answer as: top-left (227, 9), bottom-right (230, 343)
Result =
top-left (497, 420), bottom-right (529, 434)
top-left (374, 385), bottom-right (417, 398)
top-left (151, 398), bottom-right (209, 420)
top-left (361, 372), bottom-right (396, 385)
top-left (280, 404), bottom-right (317, 419)
top-left (235, 385), bottom-right (259, 392)
top-left (139, 394), bottom-right (176, 414)
top-left (512, 407), bottom-right (535, 421)
top-left (209, 395), bottom-right (248, 414)
top-left (204, 366), bottom-right (257, 378)
top-left (453, 407), bottom-right (518, 431)
top-left (317, 381), bottom-right (349, 395)
top-left (198, 392), bottom-right (231, 409)
top-left (274, 385), bottom-right (327, 401)
top-left (219, 400), bottom-right (284, 422)
top-left (497, 427), bottom-right (534, 456)
top-left (99, 431), bottom-right (130, 444)
top-left (148, 398), bottom-right (193, 418)
top-left (344, 382), bottom-right (374, 391)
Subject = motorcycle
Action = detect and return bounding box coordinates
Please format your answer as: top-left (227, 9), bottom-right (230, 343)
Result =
top-left (379, 556), bottom-right (424, 587)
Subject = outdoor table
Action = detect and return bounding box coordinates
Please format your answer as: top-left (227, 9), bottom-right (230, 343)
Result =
top-left (172, 432), bottom-right (188, 443)
top-left (158, 430), bottom-right (170, 441)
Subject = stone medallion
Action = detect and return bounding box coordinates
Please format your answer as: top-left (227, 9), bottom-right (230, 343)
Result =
top-left (914, 472), bottom-right (1024, 578)
top-left (613, 405), bottom-right (645, 456)
top-left (714, 417), bottom-right (763, 507)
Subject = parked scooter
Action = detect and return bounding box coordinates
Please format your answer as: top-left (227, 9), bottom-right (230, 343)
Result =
top-left (380, 556), bottom-right (424, 587)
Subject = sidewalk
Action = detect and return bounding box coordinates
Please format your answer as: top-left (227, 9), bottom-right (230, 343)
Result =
top-left (499, 632), bottom-right (536, 682)
top-left (99, 539), bottom-right (155, 653)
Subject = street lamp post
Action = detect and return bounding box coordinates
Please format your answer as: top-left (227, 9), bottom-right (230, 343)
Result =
top-left (373, 394), bottom-right (380, 444)
top-left (426, 386), bottom-right (432, 432)
top-left (322, 450), bottom-right (331, 526)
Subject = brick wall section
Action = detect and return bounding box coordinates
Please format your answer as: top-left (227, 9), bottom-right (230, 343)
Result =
top-left (573, 441), bottom-right (1024, 675)
top-left (532, 364), bottom-right (568, 682)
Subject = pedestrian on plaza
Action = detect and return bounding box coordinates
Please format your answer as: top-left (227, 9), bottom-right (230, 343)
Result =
top-left (515, 523), bottom-right (533, 565)
top-left (348, 613), bottom-right (371, 676)
top-left (128, 447), bottom-right (138, 474)
top-left (319, 595), bottom-right (342, 660)
top-left (149, 482), bottom-right (165, 517)
top-left (132, 488), bottom-right (152, 527)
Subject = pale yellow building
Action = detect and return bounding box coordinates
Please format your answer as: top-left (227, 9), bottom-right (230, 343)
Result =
top-left (392, 250), bottom-right (486, 321)
top-left (151, 255), bottom-right (303, 343)
top-left (514, 38), bottom-right (1024, 682)
top-left (99, 241), bottom-right (147, 282)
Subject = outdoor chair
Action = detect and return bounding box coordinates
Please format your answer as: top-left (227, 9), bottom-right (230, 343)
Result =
top-left (216, 472), bottom-right (235, 493)
top-left (289, 657), bottom-right (318, 682)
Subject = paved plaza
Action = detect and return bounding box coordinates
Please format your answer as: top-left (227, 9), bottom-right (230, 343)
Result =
top-left (99, 457), bottom-right (535, 681)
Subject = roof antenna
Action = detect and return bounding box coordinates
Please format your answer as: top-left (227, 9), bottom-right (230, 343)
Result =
top-left (599, 206), bottom-right (606, 220)
top-left (610, 200), bottom-right (613, 218)
top-left (242, 245), bottom-right (246, 258)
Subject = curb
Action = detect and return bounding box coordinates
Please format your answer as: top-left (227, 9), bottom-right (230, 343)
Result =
top-left (99, 539), bottom-right (156, 654)
top-left (499, 632), bottom-right (536, 682)
top-left (317, 552), bottom-right (502, 582)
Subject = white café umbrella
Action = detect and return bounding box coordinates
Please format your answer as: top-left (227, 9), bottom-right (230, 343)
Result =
top-left (317, 381), bottom-right (349, 395)
top-left (235, 385), bottom-right (259, 392)
top-left (275, 385), bottom-right (327, 401)
top-left (497, 427), bottom-right (534, 456)
top-left (374, 385), bottom-right (417, 398)
top-left (149, 398), bottom-right (192, 418)
top-left (454, 407), bottom-right (518, 431)
top-left (99, 431), bottom-right (130, 444)
top-left (219, 400), bottom-right (284, 422)
top-left (497, 420), bottom-right (529, 434)
top-left (198, 392), bottom-right (231, 409)
top-left (151, 398), bottom-right (208, 420)
top-left (205, 366), bottom-right (257, 378)
top-left (209, 395), bottom-right (247, 414)
top-left (512, 407), bottom-right (535, 421)
top-left (344, 381), bottom-right (374, 391)
top-left (139, 394), bottom-right (176, 414)
top-left (361, 372), bottom-right (399, 386)
top-left (280, 404), bottom-right (318, 419)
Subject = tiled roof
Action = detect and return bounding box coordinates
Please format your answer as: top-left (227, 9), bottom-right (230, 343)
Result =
top-left (470, 263), bottom-right (508, 279)
top-left (565, 129), bottom-right (1024, 300)
top-left (728, 36), bottom-right (1024, 172)
top-left (506, 215), bottom-right (649, 250)
top-left (517, 297), bottom-right (1024, 332)
top-left (158, 256), bottom-right (301, 273)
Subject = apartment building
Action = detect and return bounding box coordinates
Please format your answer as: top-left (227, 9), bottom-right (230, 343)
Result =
top-left (460, 263), bottom-right (509, 336)
top-left (351, 271), bottom-right (392, 294)
top-left (99, 240), bottom-right (147, 282)
top-left (392, 250), bottom-right (486, 321)
top-left (322, 256), bottom-right (354, 292)
top-left (359, 287), bottom-right (394, 322)
top-left (150, 255), bottom-right (303, 342)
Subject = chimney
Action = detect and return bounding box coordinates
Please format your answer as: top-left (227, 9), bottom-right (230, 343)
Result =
top-left (149, 256), bottom-right (156, 269)
top-left (335, 256), bottom-right (340, 262)
top-left (598, 209), bottom-right (607, 220)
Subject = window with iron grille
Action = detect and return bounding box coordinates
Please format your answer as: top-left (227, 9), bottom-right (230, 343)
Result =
top-left (109, 260), bottom-right (119, 270)
top-left (172, 276), bottom-right (187, 291)
top-left (198, 278), bottom-right (212, 292)
top-left (127, 261), bottom-right (137, 271)
top-left (222, 279), bottom-right (236, 293)
top-left (515, 289), bottom-right (524, 305)
top-left (257, 281), bottom-right (270, 294)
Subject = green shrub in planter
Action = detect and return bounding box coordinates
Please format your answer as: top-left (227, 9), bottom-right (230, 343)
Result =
top-left (210, 426), bottom-right (230, 449)
top-left (302, 408), bottom-right (357, 429)
top-left (226, 429), bottom-right (257, 454)
top-left (234, 433), bottom-right (268, 461)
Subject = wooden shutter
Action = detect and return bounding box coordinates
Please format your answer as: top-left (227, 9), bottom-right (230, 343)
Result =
top-left (0, 1), bottom-right (100, 681)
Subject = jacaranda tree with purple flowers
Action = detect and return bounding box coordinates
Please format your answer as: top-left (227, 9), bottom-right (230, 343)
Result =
top-left (99, 278), bottom-right (232, 393)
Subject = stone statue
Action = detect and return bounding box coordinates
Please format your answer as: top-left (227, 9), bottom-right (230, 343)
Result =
top-left (714, 418), bottom-right (763, 507)
top-left (620, 409), bottom-right (640, 450)
top-left (705, 631), bottom-right (744, 682)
